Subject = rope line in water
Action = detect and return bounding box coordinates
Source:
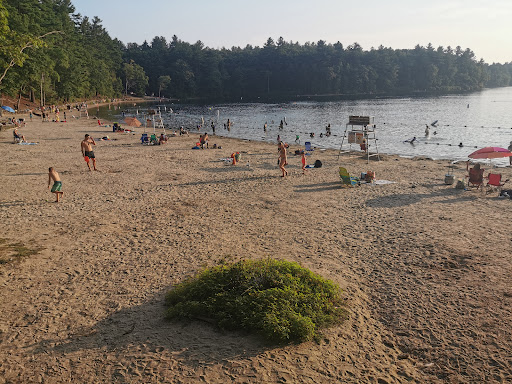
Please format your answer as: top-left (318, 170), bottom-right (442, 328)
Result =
top-left (381, 122), bottom-right (512, 130)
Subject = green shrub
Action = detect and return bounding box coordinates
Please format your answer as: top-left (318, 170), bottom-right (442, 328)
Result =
top-left (165, 259), bottom-right (346, 344)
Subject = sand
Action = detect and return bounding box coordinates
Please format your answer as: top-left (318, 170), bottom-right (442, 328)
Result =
top-left (0, 111), bottom-right (511, 383)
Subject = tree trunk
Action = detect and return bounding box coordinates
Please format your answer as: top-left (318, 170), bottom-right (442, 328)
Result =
top-left (16, 88), bottom-right (22, 111)
top-left (40, 73), bottom-right (44, 107)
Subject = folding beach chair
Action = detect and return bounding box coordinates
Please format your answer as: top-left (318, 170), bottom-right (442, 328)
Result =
top-left (467, 167), bottom-right (484, 189)
top-left (150, 134), bottom-right (158, 145)
top-left (339, 167), bottom-right (360, 187)
top-left (486, 173), bottom-right (508, 194)
top-left (140, 133), bottom-right (149, 144)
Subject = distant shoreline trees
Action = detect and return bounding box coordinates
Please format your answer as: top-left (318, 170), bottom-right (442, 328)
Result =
top-left (125, 36), bottom-right (512, 102)
top-left (1, 0), bottom-right (511, 106)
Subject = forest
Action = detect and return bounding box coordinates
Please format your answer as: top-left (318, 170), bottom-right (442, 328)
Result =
top-left (1, 0), bottom-right (512, 106)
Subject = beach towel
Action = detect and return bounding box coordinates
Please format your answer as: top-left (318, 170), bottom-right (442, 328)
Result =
top-left (17, 142), bottom-right (38, 145)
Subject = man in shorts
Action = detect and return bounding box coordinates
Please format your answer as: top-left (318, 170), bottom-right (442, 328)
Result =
top-left (48, 167), bottom-right (63, 202)
top-left (81, 134), bottom-right (97, 171)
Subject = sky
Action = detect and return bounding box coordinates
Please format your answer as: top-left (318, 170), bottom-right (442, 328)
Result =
top-left (72, 0), bottom-right (512, 64)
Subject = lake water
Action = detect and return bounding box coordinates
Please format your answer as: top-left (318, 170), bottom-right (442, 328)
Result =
top-left (97, 87), bottom-right (512, 165)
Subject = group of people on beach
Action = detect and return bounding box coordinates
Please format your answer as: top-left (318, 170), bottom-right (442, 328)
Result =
top-left (48, 134), bottom-right (97, 203)
top-left (277, 141), bottom-right (307, 177)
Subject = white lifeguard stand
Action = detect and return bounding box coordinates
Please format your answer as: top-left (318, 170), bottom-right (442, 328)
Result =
top-left (338, 116), bottom-right (380, 163)
top-left (79, 109), bottom-right (89, 119)
top-left (153, 111), bottom-right (166, 133)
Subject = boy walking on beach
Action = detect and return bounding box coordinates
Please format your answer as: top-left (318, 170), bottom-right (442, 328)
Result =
top-left (48, 167), bottom-right (63, 202)
top-left (81, 134), bottom-right (97, 171)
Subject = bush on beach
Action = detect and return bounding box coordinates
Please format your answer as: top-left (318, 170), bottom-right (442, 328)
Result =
top-left (165, 259), bottom-right (346, 344)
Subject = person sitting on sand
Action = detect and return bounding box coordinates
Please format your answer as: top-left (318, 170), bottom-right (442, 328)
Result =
top-left (200, 132), bottom-right (209, 149)
top-left (48, 167), bottom-right (63, 203)
top-left (13, 128), bottom-right (26, 143)
top-left (159, 133), bottom-right (168, 145)
top-left (278, 141), bottom-right (288, 177)
top-left (231, 152), bottom-right (241, 165)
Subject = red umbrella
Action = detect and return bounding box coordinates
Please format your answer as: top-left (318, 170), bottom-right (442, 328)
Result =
top-left (468, 147), bottom-right (512, 159)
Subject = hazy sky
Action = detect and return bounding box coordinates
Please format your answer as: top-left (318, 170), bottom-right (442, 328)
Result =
top-left (72, 0), bottom-right (512, 64)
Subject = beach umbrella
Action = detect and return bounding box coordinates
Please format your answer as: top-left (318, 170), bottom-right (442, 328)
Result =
top-left (124, 117), bottom-right (142, 127)
top-left (1, 106), bottom-right (15, 113)
top-left (468, 147), bottom-right (512, 159)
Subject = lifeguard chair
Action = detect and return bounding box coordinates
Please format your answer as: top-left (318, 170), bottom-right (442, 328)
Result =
top-left (338, 116), bottom-right (380, 163)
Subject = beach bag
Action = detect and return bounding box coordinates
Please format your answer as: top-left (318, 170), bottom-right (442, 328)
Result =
top-left (455, 179), bottom-right (465, 189)
top-left (314, 160), bottom-right (322, 168)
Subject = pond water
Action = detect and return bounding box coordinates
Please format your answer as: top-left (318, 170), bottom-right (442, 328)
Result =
top-left (96, 87), bottom-right (512, 165)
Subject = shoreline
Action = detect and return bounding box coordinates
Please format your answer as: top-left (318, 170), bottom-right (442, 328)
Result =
top-left (90, 98), bottom-right (512, 167)
top-left (1, 112), bottom-right (511, 383)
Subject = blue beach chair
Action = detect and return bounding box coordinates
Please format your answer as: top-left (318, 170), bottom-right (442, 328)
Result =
top-left (304, 141), bottom-right (314, 155)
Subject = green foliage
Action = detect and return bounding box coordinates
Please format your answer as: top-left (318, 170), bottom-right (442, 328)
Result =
top-left (157, 75), bottom-right (171, 98)
top-left (1, 0), bottom-right (124, 103)
top-left (123, 61), bottom-right (148, 96)
top-left (2, 0), bottom-right (511, 104)
top-left (165, 259), bottom-right (346, 344)
top-left (124, 36), bottom-right (512, 101)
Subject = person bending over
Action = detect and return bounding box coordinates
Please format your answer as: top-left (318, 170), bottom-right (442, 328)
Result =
top-left (48, 167), bottom-right (63, 203)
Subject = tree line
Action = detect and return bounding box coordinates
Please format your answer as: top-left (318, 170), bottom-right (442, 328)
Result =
top-left (1, 0), bottom-right (512, 107)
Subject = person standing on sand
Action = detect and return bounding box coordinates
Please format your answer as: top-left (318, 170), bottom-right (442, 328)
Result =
top-left (508, 141), bottom-right (512, 166)
top-left (301, 150), bottom-right (307, 174)
top-left (48, 167), bottom-right (63, 202)
top-left (278, 141), bottom-right (288, 177)
top-left (81, 134), bottom-right (98, 171)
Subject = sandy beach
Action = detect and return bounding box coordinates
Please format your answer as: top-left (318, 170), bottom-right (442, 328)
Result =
top-left (1, 112), bottom-right (511, 383)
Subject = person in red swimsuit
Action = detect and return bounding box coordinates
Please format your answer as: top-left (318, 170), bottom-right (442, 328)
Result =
top-left (301, 150), bottom-right (307, 174)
